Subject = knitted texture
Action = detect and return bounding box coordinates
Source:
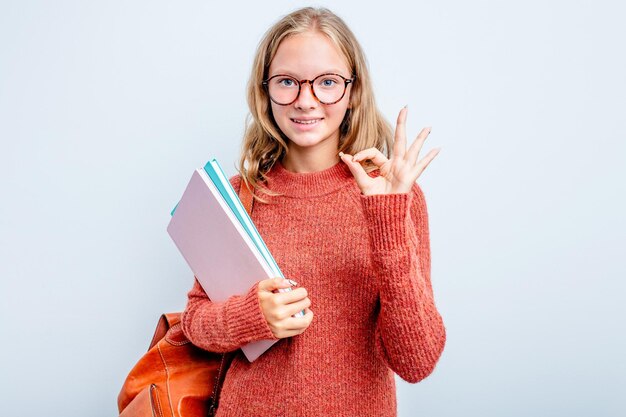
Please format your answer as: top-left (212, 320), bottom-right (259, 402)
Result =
top-left (180, 160), bottom-right (446, 417)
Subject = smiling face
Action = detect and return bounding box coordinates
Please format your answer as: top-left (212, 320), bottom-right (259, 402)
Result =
top-left (267, 31), bottom-right (352, 164)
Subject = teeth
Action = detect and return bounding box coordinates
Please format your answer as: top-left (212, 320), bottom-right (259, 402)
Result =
top-left (293, 119), bottom-right (320, 124)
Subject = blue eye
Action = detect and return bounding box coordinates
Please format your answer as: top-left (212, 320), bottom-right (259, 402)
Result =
top-left (322, 79), bottom-right (337, 87)
top-left (278, 78), bottom-right (296, 87)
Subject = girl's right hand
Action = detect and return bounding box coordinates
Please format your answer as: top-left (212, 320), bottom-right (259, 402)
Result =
top-left (257, 277), bottom-right (314, 339)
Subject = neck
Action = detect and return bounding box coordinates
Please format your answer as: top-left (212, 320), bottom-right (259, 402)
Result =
top-left (281, 136), bottom-right (340, 173)
top-left (281, 155), bottom-right (341, 173)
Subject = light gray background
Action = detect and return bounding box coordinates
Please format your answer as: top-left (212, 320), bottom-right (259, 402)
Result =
top-left (1, 0), bottom-right (624, 416)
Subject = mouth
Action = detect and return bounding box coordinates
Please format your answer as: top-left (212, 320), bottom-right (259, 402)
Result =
top-left (290, 118), bottom-right (323, 125)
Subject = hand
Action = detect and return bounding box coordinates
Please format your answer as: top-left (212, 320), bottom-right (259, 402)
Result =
top-left (339, 106), bottom-right (441, 195)
top-left (257, 277), bottom-right (314, 339)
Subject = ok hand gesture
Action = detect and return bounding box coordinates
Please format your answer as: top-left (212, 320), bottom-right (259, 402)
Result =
top-left (339, 106), bottom-right (441, 196)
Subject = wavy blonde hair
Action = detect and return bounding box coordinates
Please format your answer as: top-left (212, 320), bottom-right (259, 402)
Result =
top-left (238, 7), bottom-right (393, 201)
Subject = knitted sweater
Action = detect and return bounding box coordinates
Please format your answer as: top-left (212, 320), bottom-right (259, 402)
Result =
top-left (181, 159), bottom-right (446, 417)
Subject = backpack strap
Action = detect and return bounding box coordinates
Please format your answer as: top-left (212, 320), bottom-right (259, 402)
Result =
top-left (238, 178), bottom-right (254, 216)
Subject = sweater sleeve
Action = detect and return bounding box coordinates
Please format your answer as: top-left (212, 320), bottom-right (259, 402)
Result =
top-left (180, 173), bottom-right (279, 352)
top-left (180, 277), bottom-right (278, 353)
top-left (360, 183), bottom-right (446, 383)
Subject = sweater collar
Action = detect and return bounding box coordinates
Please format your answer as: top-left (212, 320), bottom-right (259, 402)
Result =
top-left (264, 159), bottom-right (354, 198)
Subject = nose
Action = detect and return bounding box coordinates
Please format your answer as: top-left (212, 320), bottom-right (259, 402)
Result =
top-left (293, 80), bottom-right (318, 109)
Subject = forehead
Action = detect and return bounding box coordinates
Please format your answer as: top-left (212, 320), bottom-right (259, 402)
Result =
top-left (269, 31), bottom-right (350, 77)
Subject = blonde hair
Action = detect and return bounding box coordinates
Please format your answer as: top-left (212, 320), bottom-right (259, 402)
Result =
top-left (238, 7), bottom-right (393, 201)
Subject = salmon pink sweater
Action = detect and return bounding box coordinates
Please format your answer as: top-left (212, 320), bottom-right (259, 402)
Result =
top-left (181, 159), bottom-right (446, 417)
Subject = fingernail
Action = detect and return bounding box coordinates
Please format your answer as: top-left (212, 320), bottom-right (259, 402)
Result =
top-left (403, 104), bottom-right (408, 109)
top-left (338, 151), bottom-right (344, 157)
top-left (288, 279), bottom-right (298, 286)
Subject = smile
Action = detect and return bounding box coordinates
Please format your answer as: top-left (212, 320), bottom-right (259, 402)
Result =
top-left (291, 118), bottom-right (322, 125)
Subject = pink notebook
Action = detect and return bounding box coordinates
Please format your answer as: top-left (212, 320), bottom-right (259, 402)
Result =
top-left (167, 169), bottom-right (279, 362)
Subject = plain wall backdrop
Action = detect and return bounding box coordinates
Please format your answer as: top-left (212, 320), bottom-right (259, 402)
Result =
top-left (1, 0), bottom-right (624, 416)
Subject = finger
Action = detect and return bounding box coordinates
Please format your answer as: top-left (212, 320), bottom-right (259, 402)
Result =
top-left (274, 287), bottom-right (308, 305)
top-left (405, 126), bottom-right (431, 166)
top-left (393, 106), bottom-right (408, 160)
top-left (339, 152), bottom-right (372, 185)
top-left (259, 277), bottom-right (293, 292)
top-left (283, 308), bottom-right (314, 331)
top-left (411, 147), bottom-right (441, 179)
top-left (284, 297), bottom-right (311, 318)
top-left (277, 328), bottom-right (302, 338)
top-left (351, 147), bottom-right (389, 167)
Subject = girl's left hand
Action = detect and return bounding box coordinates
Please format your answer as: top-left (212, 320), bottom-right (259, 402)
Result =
top-left (339, 106), bottom-right (441, 196)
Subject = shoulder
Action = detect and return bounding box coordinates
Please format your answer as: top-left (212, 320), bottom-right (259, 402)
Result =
top-left (229, 174), bottom-right (242, 193)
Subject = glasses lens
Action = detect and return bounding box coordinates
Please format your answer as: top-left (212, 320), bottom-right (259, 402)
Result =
top-left (267, 76), bottom-right (299, 105)
top-left (313, 74), bottom-right (345, 104)
top-left (266, 74), bottom-right (348, 105)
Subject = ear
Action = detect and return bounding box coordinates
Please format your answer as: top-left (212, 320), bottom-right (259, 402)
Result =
top-left (347, 87), bottom-right (354, 109)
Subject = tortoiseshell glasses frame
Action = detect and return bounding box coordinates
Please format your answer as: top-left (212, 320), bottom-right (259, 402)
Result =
top-left (262, 73), bottom-right (356, 106)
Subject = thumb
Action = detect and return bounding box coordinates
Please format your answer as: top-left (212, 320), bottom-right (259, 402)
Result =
top-left (258, 277), bottom-right (294, 292)
top-left (339, 152), bottom-right (371, 187)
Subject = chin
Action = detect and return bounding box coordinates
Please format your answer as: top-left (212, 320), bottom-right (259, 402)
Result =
top-left (286, 133), bottom-right (332, 148)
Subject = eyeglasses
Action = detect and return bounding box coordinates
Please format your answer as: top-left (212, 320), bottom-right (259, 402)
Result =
top-left (262, 73), bottom-right (355, 105)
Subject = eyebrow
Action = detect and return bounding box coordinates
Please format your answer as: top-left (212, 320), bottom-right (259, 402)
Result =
top-left (269, 69), bottom-right (350, 77)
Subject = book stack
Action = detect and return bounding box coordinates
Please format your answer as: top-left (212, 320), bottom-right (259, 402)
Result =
top-left (167, 158), bottom-right (303, 362)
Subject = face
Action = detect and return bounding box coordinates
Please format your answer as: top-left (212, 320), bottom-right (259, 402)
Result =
top-left (267, 31), bottom-right (352, 154)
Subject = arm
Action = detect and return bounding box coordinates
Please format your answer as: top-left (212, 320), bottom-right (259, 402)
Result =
top-left (360, 183), bottom-right (446, 383)
top-left (180, 277), bottom-right (278, 352)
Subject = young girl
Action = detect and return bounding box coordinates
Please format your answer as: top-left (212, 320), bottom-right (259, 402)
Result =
top-left (181, 7), bottom-right (446, 416)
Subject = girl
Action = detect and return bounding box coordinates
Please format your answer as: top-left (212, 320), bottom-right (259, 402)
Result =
top-left (181, 7), bottom-right (446, 417)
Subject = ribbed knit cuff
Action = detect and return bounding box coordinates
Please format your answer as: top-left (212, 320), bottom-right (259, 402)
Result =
top-left (225, 281), bottom-right (278, 346)
top-left (360, 192), bottom-right (414, 252)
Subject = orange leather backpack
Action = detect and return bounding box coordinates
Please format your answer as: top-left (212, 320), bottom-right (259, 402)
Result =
top-left (117, 179), bottom-right (255, 417)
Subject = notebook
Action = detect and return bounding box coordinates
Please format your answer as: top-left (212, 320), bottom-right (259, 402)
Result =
top-left (202, 159), bottom-right (283, 278)
top-left (167, 160), bottom-right (301, 362)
